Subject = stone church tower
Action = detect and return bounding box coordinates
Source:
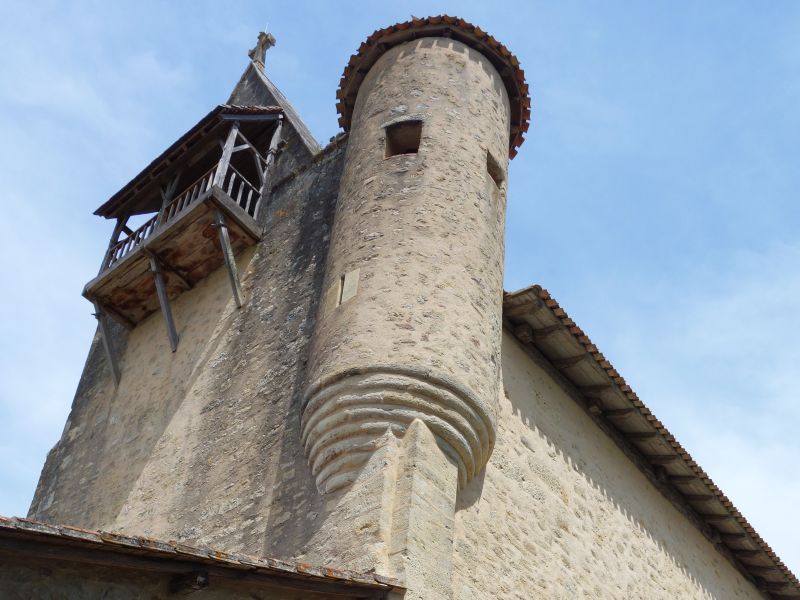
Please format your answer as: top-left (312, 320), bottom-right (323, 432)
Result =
top-left (14, 15), bottom-right (797, 600)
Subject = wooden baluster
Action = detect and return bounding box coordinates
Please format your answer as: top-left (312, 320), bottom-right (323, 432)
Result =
top-left (236, 180), bottom-right (244, 207)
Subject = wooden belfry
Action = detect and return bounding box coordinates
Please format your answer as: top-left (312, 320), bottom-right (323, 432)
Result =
top-left (84, 105), bottom-right (284, 381)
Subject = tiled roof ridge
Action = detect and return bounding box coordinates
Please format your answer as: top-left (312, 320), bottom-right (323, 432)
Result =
top-left (220, 104), bottom-right (284, 113)
top-left (504, 284), bottom-right (799, 597)
top-left (0, 515), bottom-right (398, 589)
top-left (335, 14), bottom-right (531, 158)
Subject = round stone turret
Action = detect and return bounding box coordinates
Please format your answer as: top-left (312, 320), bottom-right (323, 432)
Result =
top-left (302, 16), bottom-right (530, 493)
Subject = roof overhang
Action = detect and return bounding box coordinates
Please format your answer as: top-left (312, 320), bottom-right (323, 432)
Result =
top-left (336, 15), bottom-right (530, 159)
top-left (95, 105), bottom-right (283, 219)
top-left (504, 285), bottom-right (800, 597)
top-left (0, 516), bottom-right (400, 598)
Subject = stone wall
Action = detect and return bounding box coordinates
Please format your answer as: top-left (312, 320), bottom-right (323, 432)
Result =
top-left (451, 330), bottom-right (764, 599)
top-left (28, 140), bottom-right (347, 560)
top-left (304, 37), bottom-right (510, 496)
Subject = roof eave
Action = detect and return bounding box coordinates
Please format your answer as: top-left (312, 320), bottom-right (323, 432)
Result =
top-left (93, 104), bottom-right (283, 219)
top-left (503, 285), bottom-right (800, 597)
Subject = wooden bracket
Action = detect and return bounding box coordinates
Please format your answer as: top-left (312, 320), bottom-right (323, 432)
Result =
top-left (143, 249), bottom-right (192, 291)
top-left (150, 258), bottom-right (179, 352)
top-left (92, 302), bottom-right (120, 385)
top-left (214, 210), bottom-right (243, 309)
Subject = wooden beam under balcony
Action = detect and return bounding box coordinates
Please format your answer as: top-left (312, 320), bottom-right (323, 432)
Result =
top-left (150, 257), bottom-right (179, 352)
top-left (83, 173), bottom-right (261, 327)
top-left (92, 302), bottom-right (121, 385)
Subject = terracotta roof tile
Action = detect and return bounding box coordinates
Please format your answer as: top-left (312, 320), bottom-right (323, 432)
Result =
top-left (504, 285), bottom-right (800, 597)
top-left (335, 15), bottom-right (530, 159)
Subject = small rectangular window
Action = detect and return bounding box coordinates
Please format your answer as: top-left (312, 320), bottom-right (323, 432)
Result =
top-left (487, 151), bottom-right (504, 188)
top-left (385, 120), bottom-right (422, 158)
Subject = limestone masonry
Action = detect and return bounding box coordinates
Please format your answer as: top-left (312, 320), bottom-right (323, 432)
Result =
top-left (6, 14), bottom-right (797, 600)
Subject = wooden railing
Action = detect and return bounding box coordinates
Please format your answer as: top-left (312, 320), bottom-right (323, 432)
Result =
top-left (101, 163), bottom-right (262, 272)
top-left (104, 214), bottom-right (159, 269)
top-left (222, 166), bottom-right (261, 217)
top-left (159, 165), bottom-right (218, 225)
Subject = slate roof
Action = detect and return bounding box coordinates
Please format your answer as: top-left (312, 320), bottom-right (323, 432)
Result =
top-left (505, 285), bottom-right (800, 598)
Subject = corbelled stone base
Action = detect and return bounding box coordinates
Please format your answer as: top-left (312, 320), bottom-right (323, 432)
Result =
top-left (301, 366), bottom-right (494, 493)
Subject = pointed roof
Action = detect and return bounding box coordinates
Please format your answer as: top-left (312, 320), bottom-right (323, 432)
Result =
top-left (228, 43), bottom-right (321, 157)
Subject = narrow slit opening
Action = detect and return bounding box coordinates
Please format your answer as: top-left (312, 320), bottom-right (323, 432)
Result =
top-left (385, 120), bottom-right (422, 158)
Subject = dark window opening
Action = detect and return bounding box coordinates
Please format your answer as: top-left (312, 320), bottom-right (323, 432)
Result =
top-left (385, 120), bottom-right (422, 158)
top-left (487, 151), bottom-right (504, 188)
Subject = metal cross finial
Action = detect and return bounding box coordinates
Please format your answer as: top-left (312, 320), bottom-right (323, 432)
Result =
top-left (248, 30), bottom-right (276, 71)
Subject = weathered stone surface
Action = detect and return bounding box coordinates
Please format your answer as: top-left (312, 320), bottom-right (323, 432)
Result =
top-left (303, 37), bottom-right (509, 495)
top-left (450, 332), bottom-right (765, 599)
top-left (28, 134), bottom-right (345, 559)
top-left (25, 22), bottom-right (777, 600)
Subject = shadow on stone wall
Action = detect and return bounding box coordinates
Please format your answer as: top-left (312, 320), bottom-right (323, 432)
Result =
top-left (254, 144), bottom-right (345, 559)
top-left (453, 336), bottom-right (759, 599)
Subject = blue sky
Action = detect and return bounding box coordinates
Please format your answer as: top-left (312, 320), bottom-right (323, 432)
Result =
top-left (1, 0), bottom-right (798, 574)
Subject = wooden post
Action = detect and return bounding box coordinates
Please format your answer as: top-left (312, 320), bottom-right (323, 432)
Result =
top-left (156, 172), bottom-right (181, 227)
top-left (214, 210), bottom-right (243, 308)
top-left (144, 249), bottom-right (192, 291)
top-left (150, 258), bottom-right (179, 352)
top-left (92, 302), bottom-right (121, 385)
top-left (252, 115), bottom-right (284, 219)
top-left (98, 216), bottom-right (128, 275)
top-left (213, 121), bottom-right (240, 189)
top-left (262, 116), bottom-right (284, 186)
